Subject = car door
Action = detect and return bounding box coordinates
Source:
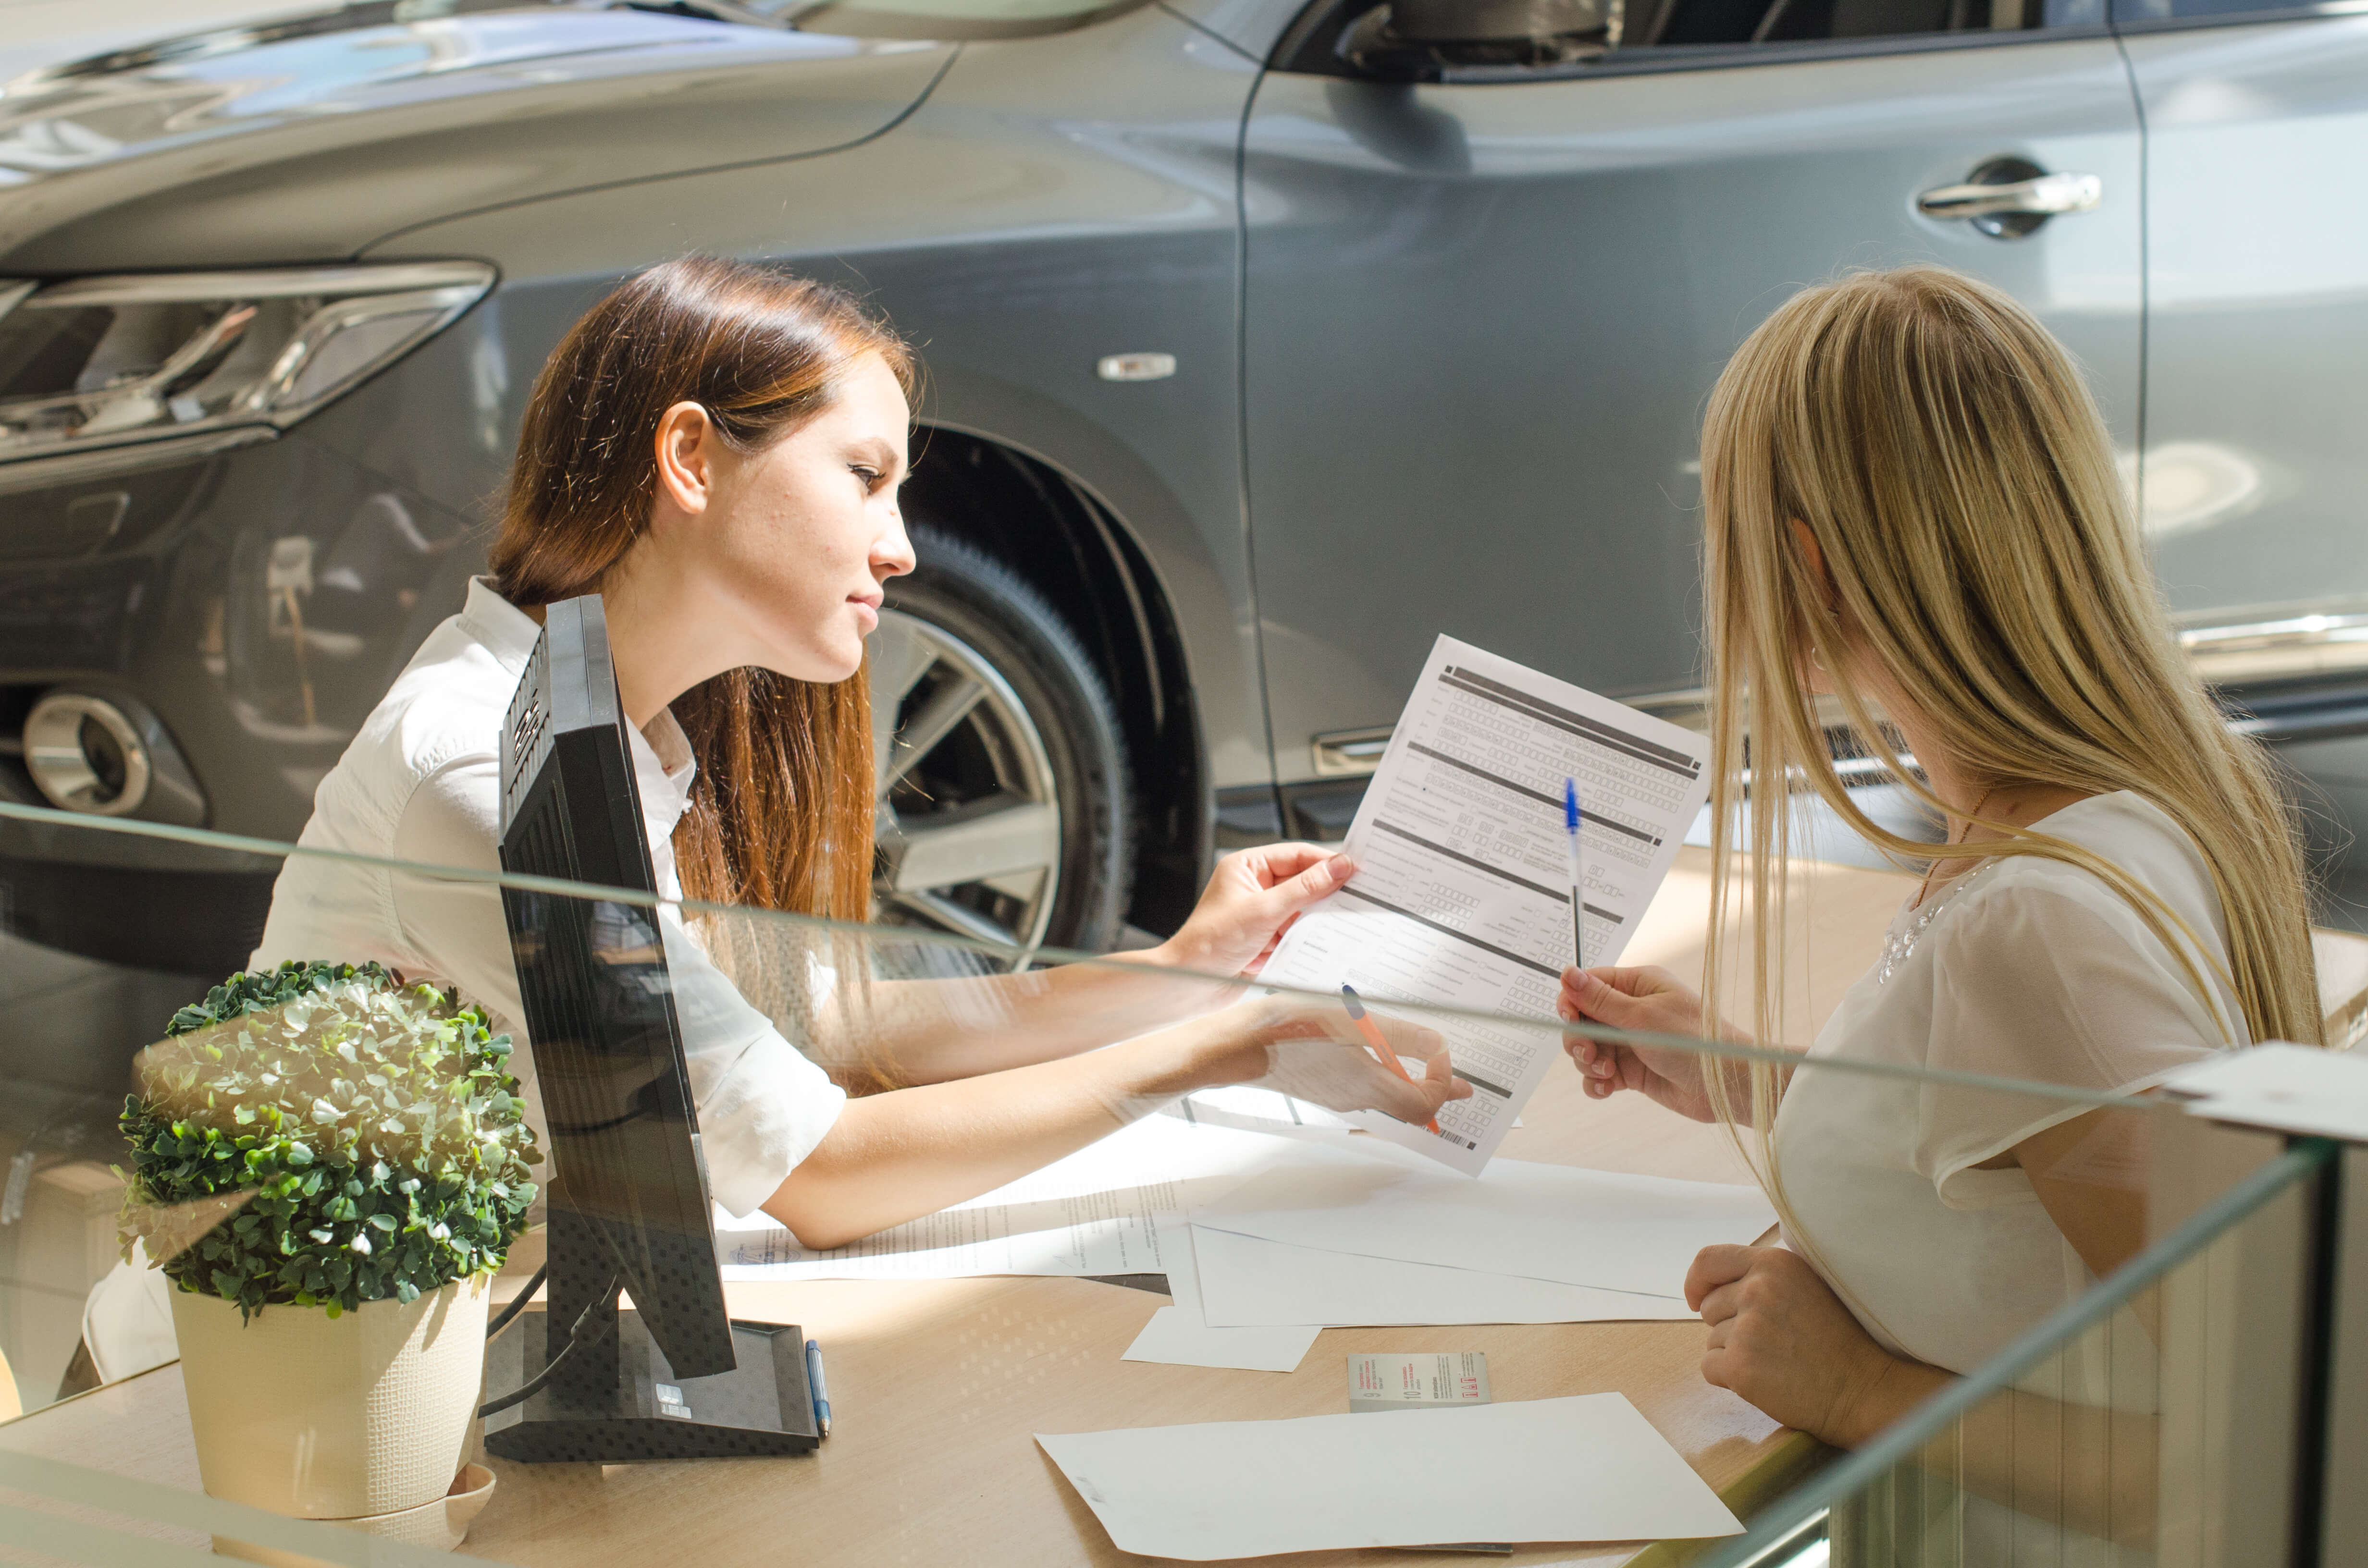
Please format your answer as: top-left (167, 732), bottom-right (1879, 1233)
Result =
top-left (1240, 0), bottom-right (2144, 832)
top-left (2114, 0), bottom-right (2368, 710)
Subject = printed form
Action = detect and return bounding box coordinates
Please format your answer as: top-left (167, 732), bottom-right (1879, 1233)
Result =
top-left (1258, 636), bottom-right (1712, 1173)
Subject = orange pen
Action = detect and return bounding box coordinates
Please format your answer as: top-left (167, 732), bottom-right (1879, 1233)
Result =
top-left (1340, 984), bottom-right (1440, 1135)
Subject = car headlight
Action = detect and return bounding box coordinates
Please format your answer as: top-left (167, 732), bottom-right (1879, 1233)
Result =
top-left (0, 261), bottom-right (494, 463)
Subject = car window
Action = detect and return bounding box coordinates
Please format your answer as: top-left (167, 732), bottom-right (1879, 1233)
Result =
top-left (2109, 0), bottom-right (2319, 20)
top-left (1290, 0), bottom-right (2103, 81)
top-left (1645, 0), bottom-right (2096, 44)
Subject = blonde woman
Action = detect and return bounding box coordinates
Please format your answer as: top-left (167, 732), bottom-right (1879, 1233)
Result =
top-left (1558, 266), bottom-right (2320, 1453)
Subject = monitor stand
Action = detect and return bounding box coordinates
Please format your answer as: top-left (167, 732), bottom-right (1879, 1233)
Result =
top-left (481, 1200), bottom-right (821, 1463)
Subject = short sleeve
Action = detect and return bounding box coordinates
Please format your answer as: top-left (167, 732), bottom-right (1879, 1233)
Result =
top-left (390, 759), bottom-right (845, 1221)
top-left (1914, 882), bottom-right (2232, 1208)
top-left (656, 906), bottom-right (847, 1218)
top-left (387, 757), bottom-right (521, 1027)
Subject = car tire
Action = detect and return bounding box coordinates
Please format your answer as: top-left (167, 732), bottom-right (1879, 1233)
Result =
top-left (872, 530), bottom-right (1132, 957)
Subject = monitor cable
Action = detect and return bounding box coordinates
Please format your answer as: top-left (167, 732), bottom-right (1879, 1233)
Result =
top-left (477, 1269), bottom-right (620, 1420)
top-left (484, 1264), bottom-right (548, 1342)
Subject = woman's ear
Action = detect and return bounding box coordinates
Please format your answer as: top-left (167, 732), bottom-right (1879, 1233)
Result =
top-left (652, 401), bottom-right (716, 519)
top-left (1788, 518), bottom-right (1838, 613)
top-left (1789, 518), bottom-right (1842, 695)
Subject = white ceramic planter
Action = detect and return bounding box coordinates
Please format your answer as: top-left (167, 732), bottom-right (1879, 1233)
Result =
top-left (212, 1464), bottom-right (499, 1567)
top-left (171, 1273), bottom-right (489, 1523)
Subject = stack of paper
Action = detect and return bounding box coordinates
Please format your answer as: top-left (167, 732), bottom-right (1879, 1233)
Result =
top-left (712, 1100), bottom-right (1769, 1364)
top-left (1170, 1157), bottom-right (1769, 1332)
top-left (713, 1114), bottom-right (1369, 1281)
top-left (1122, 1216), bottom-right (1320, 1373)
top-left (1037, 1394), bottom-right (1742, 1558)
top-left (1119, 1150), bottom-right (1769, 1369)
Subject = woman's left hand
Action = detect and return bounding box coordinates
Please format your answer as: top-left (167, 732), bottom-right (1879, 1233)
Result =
top-left (1689, 1244), bottom-right (1924, 1447)
top-left (1156, 844), bottom-right (1357, 979)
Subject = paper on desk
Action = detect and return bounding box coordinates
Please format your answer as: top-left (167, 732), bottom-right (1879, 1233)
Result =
top-left (1122, 1217), bottom-right (1319, 1372)
top-left (1036, 1393), bottom-right (1741, 1559)
top-left (1257, 636), bottom-right (1712, 1174)
top-left (715, 1113), bottom-right (1393, 1280)
top-left (1164, 1087), bottom-right (1517, 1138)
top-left (1191, 1225), bottom-right (1699, 1327)
top-left (1160, 1084), bottom-right (1353, 1137)
top-left (1199, 1158), bottom-right (1775, 1298)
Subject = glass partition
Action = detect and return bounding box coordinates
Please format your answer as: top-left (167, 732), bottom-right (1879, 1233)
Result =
top-left (1696, 1137), bottom-right (2336, 1568)
top-left (0, 800), bottom-right (2339, 1566)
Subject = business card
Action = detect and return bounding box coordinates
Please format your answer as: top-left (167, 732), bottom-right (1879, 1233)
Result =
top-left (1348, 1352), bottom-right (1492, 1413)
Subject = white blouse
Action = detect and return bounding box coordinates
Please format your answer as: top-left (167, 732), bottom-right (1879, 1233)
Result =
top-left (1772, 791), bottom-right (2245, 1379)
top-left (252, 578), bottom-right (847, 1218)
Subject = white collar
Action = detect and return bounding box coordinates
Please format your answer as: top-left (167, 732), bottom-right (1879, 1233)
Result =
top-left (462, 576), bottom-right (698, 838)
top-left (458, 576), bottom-right (542, 672)
top-left (628, 706), bottom-right (697, 843)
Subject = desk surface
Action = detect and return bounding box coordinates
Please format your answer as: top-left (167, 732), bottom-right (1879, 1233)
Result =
top-left (1, 847), bottom-right (1920, 1567)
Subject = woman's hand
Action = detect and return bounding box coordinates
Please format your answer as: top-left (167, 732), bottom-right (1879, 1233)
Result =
top-left (1188, 992), bottom-right (1470, 1126)
top-left (1156, 844), bottom-right (1357, 979)
top-left (1557, 966), bottom-right (1732, 1121)
top-left (1689, 1244), bottom-right (1940, 1448)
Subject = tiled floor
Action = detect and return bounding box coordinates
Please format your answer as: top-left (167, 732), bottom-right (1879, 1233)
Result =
top-left (0, 934), bottom-right (209, 1414)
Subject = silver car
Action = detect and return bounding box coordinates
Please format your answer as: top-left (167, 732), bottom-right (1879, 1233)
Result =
top-left (0, 0), bottom-right (2360, 979)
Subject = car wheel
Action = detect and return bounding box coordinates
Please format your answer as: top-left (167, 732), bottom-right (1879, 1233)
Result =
top-left (871, 532), bottom-right (1132, 957)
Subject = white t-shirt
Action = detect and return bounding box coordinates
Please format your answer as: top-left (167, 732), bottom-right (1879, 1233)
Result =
top-left (251, 578), bottom-right (847, 1218)
top-left (1773, 791), bottom-right (2245, 1380)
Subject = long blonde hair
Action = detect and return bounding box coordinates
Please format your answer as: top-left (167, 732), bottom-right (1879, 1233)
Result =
top-left (1698, 265), bottom-right (2320, 1201)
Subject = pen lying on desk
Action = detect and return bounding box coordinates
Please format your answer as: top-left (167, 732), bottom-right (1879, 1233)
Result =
top-left (805, 1338), bottom-right (831, 1438)
top-left (1340, 984), bottom-right (1441, 1135)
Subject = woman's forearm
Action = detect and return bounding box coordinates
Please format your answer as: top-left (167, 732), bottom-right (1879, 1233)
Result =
top-left (1908, 1387), bottom-right (2160, 1546)
top-left (1833, 1353), bottom-right (1952, 1447)
top-left (811, 949), bottom-right (1237, 1086)
top-left (1838, 1354), bottom-right (2158, 1545)
top-left (759, 1015), bottom-right (1225, 1248)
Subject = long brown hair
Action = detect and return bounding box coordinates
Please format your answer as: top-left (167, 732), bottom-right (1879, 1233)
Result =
top-left (491, 256), bottom-right (915, 920)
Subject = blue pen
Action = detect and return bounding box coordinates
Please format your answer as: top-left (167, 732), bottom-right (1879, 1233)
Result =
top-left (805, 1337), bottom-right (831, 1439)
top-left (1563, 778), bottom-right (1584, 970)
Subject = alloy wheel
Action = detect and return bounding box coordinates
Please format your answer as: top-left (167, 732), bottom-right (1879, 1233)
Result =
top-left (869, 607), bottom-right (1063, 955)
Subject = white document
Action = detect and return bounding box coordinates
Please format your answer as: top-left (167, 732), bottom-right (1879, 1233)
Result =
top-left (715, 1113), bottom-right (1393, 1280)
top-left (1036, 1394), bottom-right (1742, 1559)
top-left (1257, 636), bottom-right (1713, 1173)
top-left (1123, 1304), bottom-right (1317, 1373)
top-left (1160, 1084), bottom-right (1353, 1137)
top-left (1191, 1225), bottom-right (1699, 1328)
top-left (1198, 1158), bottom-right (1775, 1298)
top-left (1122, 1217), bottom-right (1320, 1372)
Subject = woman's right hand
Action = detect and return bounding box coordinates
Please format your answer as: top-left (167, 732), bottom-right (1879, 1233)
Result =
top-left (1558, 966), bottom-right (1732, 1122)
top-left (1191, 993), bottom-right (1470, 1126)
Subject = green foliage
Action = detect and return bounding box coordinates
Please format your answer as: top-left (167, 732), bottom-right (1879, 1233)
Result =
top-left (121, 960), bottom-right (541, 1320)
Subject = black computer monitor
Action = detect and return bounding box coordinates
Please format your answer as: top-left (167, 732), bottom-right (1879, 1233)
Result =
top-left (484, 593), bottom-right (817, 1462)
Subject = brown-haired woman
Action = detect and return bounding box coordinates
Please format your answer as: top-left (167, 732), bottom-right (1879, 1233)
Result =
top-left (256, 257), bottom-right (1465, 1249)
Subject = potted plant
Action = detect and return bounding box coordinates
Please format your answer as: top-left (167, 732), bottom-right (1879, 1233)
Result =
top-left (119, 960), bottom-right (540, 1551)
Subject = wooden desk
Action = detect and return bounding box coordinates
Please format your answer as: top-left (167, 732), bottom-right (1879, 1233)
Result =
top-left (1, 848), bottom-right (1921, 1566)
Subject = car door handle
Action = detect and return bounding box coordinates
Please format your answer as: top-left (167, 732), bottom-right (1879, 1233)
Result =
top-left (1917, 171), bottom-right (2102, 221)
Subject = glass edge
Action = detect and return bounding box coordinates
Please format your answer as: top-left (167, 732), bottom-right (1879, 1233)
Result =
top-left (0, 1445), bottom-right (479, 1568)
top-left (0, 798), bottom-right (2158, 1108)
